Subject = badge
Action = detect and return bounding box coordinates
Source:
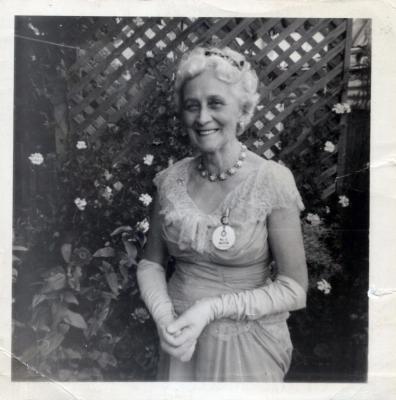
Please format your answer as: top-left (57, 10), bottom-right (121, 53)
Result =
top-left (211, 208), bottom-right (235, 251)
top-left (212, 225), bottom-right (236, 250)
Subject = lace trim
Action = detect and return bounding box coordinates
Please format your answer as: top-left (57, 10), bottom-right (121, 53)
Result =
top-left (153, 158), bottom-right (304, 253)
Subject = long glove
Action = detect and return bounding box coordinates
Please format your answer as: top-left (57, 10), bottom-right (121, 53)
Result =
top-left (209, 274), bottom-right (307, 321)
top-left (166, 275), bottom-right (306, 346)
top-left (136, 258), bottom-right (176, 327)
top-left (136, 258), bottom-right (196, 362)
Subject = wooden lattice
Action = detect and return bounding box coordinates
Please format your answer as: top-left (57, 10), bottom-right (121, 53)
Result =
top-left (67, 17), bottom-right (352, 199)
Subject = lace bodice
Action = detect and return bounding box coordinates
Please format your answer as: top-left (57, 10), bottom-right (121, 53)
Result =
top-left (153, 156), bottom-right (304, 267)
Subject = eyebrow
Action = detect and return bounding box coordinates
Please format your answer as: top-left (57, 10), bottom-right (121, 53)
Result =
top-left (183, 95), bottom-right (226, 103)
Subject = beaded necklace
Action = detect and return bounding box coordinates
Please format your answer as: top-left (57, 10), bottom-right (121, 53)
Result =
top-left (197, 144), bottom-right (247, 182)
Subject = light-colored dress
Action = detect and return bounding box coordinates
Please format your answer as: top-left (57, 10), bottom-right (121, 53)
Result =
top-left (153, 156), bottom-right (304, 382)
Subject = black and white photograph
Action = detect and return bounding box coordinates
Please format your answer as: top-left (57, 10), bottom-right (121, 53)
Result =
top-left (11, 15), bottom-right (370, 382)
top-left (1, 1), bottom-right (395, 399)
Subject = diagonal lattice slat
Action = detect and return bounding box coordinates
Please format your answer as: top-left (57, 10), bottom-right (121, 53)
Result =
top-left (67, 17), bottom-right (352, 200)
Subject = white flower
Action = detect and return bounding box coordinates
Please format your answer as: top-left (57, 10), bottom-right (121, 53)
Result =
top-left (76, 140), bottom-right (87, 150)
top-left (104, 169), bottom-right (113, 181)
top-left (324, 141), bottom-right (335, 153)
top-left (253, 139), bottom-right (264, 148)
top-left (136, 218), bottom-right (150, 233)
top-left (133, 17), bottom-right (144, 26)
top-left (139, 193), bottom-right (152, 207)
top-left (146, 50), bottom-right (154, 58)
top-left (113, 181), bottom-right (123, 191)
top-left (317, 279), bottom-right (331, 294)
top-left (338, 195), bottom-right (350, 207)
top-left (134, 164), bottom-right (141, 173)
top-left (166, 51), bottom-right (175, 61)
top-left (332, 102), bottom-right (352, 114)
top-left (325, 206), bottom-right (331, 214)
top-left (279, 61), bottom-right (288, 71)
top-left (74, 197), bottom-right (87, 211)
top-left (143, 154), bottom-right (154, 166)
top-left (168, 157), bottom-right (175, 166)
top-left (131, 307), bottom-right (150, 322)
top-left (94, 180), bottom-right (100, 188)
top-left (306, 213), bottom-right (321, 226)
top-left (102, 186), bottom-right (113, 201)
top-left (28, 153), bottom-right (44, 165)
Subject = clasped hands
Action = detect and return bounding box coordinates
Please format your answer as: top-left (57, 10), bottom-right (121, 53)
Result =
top-left (158, 299), bottom-right (214, 363)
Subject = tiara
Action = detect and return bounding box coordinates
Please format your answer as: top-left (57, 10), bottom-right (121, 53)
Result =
top-left (204, 49), bottom-right (245, 70)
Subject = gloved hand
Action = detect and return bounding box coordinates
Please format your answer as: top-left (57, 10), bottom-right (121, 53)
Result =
top-left (166, 274), bottom-right (306, 352)
top-left (136, 258), bottom-right (196, 362)
top-left (166, 299), bottom-right (214, 360)
top-left (158, 322), bottom-right (197, 362)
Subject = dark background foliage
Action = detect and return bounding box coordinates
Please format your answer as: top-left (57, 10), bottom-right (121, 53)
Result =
top-left (12, 17), bottom-right (369, 382)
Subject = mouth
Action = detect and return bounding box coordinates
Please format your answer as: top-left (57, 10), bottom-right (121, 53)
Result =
top-left (196, 129), bottom-right (219, 136)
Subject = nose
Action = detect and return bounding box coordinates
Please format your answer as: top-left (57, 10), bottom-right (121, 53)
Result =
top-left (196, 105), bottom-right (212, 126)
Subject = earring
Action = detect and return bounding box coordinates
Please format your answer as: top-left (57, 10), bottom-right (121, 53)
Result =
top-left (237, 120), bottom-right (245, 134)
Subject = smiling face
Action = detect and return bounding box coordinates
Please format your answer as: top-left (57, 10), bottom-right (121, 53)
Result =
top-left (181, 69), bottom-right (242, 155)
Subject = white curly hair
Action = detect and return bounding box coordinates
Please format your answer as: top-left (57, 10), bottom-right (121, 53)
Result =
top-left (174, 46), bottom-right (260, 134)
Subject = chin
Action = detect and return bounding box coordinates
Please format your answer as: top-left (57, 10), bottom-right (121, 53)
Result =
top-left (193, 138), bottom-right (223, 154)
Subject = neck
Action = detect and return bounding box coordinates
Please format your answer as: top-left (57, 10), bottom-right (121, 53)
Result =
top-left (201, 139), bottom-right (242, 175)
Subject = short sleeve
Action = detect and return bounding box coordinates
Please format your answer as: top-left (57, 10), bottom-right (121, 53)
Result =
top-left (268, 162), bottom-right (305, 213)
top-left (153, 168), bottom-right (167, 191)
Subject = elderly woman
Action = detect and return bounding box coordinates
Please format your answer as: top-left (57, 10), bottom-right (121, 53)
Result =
top-left (137, 46), bottom-right (308, 382)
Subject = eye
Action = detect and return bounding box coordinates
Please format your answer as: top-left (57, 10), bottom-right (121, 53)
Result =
top-left (183, 103), bottom-right (199, 112)
top-left (208, 98), bottom-right (224, 109)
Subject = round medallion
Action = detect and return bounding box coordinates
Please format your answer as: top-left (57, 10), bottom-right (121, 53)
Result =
top-left (212, 225), bottom-right (236, 251)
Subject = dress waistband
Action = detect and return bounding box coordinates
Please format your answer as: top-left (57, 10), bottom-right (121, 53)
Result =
top-left (172, 260), bottom-right (272, 292)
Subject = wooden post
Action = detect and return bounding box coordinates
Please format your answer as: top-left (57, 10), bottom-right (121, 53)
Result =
top-left (336, 19), bottom-right (353, 194)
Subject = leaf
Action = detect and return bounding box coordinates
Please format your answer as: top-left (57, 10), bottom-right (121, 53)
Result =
top-left (38, 331), bottom-right (65, 357)
top-left (12, 268), bottom-right (18, 282)
top-left (13, 255), bottom-right (21, 265)
top-left (62, 291), bottom-right (79, 305)
top-left (119, 264), bottom-right (129, 286)
top-left (97, 352), bottom-right (117, 369)
top-left (110, 225), bottom-right (133, 236)
top-left (122, 238), bottom-right (137, 264)
top-left (102, 262), bottom-right (119, 296)
top-left (31, 306), bottom-right (51, 332)
top-left (13, 245), bottom-right (28, 252)
top-left (20, 345), bottom-right (39, 363)
top-left (63, 309), bottom-right (88, 330)
top-left (63, 348), bottom-right (82, 360)
top-left (32, 294), bottom-right (48, 308)
top-left (93, 247), bottom-right (115, 258)
top-left (61, 243), bottom-right (72, 263)
top-left (42, 270), bottom-right (66, 293)
top-left (105, 272), bottom-right (119, 296)
top-left (84, 299), bottom-right (111, 339)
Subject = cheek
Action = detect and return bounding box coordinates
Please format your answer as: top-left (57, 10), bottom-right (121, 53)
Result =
top-left (181, 112), bottom-right (194, 127)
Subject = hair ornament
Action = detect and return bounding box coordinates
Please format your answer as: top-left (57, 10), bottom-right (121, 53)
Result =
top-left (204, 49), bottom-right (245, 71)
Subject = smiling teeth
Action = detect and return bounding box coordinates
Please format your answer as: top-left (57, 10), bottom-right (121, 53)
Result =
top-left (199, 129), bottom-right (218, 135)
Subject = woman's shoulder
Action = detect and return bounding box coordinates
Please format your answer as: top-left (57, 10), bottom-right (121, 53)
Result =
top-left (246, 151), bottom-right (293, 180)
top-left (259, 159), bottom-right (304, 212)
top-left (153, 156), bottom-right (194, 189)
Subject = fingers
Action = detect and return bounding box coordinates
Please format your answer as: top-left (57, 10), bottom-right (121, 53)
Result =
top-left (159, 325), bottom-right (188, 347)
top-left (166, 326), bottom-right (196, 347)
top-left (160, 337), bottom-right (196, 361)
top-left (166, 313), bottom-right (192, 335)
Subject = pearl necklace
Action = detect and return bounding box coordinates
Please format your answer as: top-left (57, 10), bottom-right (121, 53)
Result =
top-left (197, 144), bottom-right (247, 182)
